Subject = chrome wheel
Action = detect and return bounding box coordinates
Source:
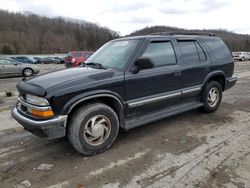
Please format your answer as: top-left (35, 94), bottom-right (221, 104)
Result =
top-left (207, 87), bottom-right (219, 107)
top-left (23, 68), bottom-right (33, 77)
top-left (83, 115), bottom-right (111, 146)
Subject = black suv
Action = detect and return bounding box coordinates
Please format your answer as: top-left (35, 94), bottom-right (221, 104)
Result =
top-left (12, 33), bottom-right (237, 155)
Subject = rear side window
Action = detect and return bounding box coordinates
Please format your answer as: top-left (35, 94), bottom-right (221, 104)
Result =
top-left (179, 41), bottom-right (199, 63)
top-left (142, 41), bottom-right (177, 67)
top-left (0, 59), bottom-right (5, 65)
top-left (196, 42), bottom-right (207, 61)
top-left (203, 38), bottom-right (231, 59)
top-left (178, 41), bottom-right (207, 64)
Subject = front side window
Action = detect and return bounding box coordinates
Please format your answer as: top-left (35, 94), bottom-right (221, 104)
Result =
top-left (4, 60), bottom-right (14, 64)
top-left (142, 41), bottom-right (177, 67)
top-left (85, 40), bottom-right (139, 69)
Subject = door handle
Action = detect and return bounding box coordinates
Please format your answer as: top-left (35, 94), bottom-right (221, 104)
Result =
top-left (174, 71), bottom-right (182, 76)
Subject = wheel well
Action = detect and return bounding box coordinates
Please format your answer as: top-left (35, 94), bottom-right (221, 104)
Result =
top-left (208, 75), bottom-right (225, 91)
top-left (66, 96), bottom-right (124, 130)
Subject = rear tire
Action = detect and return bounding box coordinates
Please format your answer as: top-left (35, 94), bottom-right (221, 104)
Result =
top-left (201, 81), bottom-right (222, 113)
top-left (67, 103), bottom-right (119, 155)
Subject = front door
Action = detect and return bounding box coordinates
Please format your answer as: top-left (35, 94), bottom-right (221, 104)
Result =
top-left (0, 59), bottom-right (20, 76)
top-left (125, 39), bottom-right (182, 118)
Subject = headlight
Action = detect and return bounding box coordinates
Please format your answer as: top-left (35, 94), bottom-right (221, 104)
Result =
top-left (26, 94), bottom-right (49, 106)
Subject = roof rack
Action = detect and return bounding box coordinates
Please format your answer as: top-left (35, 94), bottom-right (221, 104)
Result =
top-left (150, 31), bottom-right (216, 37)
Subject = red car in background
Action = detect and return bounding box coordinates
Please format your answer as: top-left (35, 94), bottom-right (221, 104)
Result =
top-left (65, 51), bottom-right (94, 67)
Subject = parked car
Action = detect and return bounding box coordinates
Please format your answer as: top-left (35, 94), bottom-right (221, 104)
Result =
top-left (12, 33), bottom-right (237, 155)
top-left (65, 51), bottom-right (93, 67)
top-left (0, 58), bottom-right (39, 78)
top-left (232, 52), bottom-right (250, 61)
top-left (40, 57), bottom-right (55, 64)
top-left (53, 57), bottom-right (65, 64)
top-left (33, 57), bottom-right (42, 64)
top-left (11, 56), bottom-right (38, 64)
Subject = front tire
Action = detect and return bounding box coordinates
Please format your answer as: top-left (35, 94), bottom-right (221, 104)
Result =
top-left (23, 68), bottom-right (33, 77)
top-left (67, 103), bottom-right (119, 155)
top-left (201, 81), bottom-right (222, 113)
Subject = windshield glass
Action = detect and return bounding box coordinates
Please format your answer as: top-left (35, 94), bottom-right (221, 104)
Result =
top-left (85, 40), bottom-right (139, 69)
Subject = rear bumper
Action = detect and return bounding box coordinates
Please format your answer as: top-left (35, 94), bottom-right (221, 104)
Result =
top-left (11, 107), bottom-right (67, 139)
top-left (225, 76), bottom-right (238, 90)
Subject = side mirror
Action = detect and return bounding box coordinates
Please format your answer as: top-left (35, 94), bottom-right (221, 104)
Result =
top-left (132, 57), bottom-right (154, 74)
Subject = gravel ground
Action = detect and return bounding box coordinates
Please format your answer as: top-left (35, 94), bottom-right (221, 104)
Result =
top-left (0, 62), bottom-right (250, 188)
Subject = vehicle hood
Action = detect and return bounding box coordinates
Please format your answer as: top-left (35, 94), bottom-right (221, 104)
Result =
top-left (24, 67), bottom-right (119, 94)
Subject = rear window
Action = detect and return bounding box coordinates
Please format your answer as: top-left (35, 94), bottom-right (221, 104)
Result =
top-left (203, 38), bottom-right (231, 59)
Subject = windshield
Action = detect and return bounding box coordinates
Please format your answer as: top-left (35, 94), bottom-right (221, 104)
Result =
top-left (85, 40), bottom-right (139, 69)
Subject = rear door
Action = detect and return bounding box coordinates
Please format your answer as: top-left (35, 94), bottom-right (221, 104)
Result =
top-left (177, 39), bottom-right (210, 100)
top-left (125, 39), bottom-right (182, 117)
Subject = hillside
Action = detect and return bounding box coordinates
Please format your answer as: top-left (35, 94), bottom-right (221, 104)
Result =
top-left (129, 26), bottom-right (250, 52)
top-left (0, 10), bottom-right (119, 54)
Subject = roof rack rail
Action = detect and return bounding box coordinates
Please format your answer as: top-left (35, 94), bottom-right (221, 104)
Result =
top-left (150, 31), bottom-right (216, 37)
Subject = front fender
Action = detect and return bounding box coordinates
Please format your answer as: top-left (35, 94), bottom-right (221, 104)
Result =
top-left (61, 90), bottom-right (125, 115)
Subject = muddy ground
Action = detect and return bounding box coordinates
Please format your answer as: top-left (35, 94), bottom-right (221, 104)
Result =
top-left (0, 62), bottom-right (250, 188)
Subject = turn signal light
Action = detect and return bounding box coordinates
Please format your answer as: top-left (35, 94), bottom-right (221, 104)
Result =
top-left (31, 109), bottom-right (54, 117)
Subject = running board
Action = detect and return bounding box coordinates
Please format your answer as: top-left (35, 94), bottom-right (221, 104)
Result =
top-left (125, 102), bottom-right (204, 129)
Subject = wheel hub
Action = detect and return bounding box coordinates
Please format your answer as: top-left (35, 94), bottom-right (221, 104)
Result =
top-left (208, 87), bottom-right (219, 107)
top-left (83, 115), bottom-right (111, 146)
top-left (91, 123), bottom-right (105, 138)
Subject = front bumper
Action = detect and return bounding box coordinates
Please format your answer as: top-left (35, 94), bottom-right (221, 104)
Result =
top-left (225, 76), bottom-right (238, 90)
top-left (34, 69), bottom-right (40, 74)
top-left (11, 107), bottom-right (67, 139)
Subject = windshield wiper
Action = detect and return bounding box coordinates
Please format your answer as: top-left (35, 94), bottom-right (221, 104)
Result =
top-left (84, 62), bottom-right (106, 69)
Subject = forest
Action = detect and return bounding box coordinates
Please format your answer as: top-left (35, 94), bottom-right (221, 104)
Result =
top-left (0, 9), bottom-right (250, 54)
top-left (0, 10), bottom-right (119, 54)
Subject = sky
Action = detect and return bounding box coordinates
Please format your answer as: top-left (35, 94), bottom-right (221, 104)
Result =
top-left (0, 0), bottom-right (250, 36)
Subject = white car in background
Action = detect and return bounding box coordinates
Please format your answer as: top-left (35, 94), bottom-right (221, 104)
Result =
top-left (232, 52), bottom-right (250, 61)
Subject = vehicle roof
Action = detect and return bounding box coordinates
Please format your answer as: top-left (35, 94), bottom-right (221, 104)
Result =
top-left (232, 51), bottom-right (247, 53)
top-left (0, 58), bottom-right (16, 61)
top-left (112, 34), bottom-right (218, 41)
top-left (68, 51), bottom-right (94, 53)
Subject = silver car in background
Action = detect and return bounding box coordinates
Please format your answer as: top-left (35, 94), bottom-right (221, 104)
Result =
top-left (232, 52), bottom-right (250, 61)
top-left (0, 58), bottom-right (39, 78)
